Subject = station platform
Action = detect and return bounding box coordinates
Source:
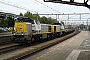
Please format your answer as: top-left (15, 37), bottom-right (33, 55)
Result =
top-left (23, 31), bottom-right (90, 60)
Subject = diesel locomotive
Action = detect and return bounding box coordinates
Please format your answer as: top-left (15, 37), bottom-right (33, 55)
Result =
top-left (11, 17), bottom-right (73, 43)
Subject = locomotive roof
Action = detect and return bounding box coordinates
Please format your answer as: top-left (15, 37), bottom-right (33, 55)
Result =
top-left (17, 17), bottom-right (36, 21)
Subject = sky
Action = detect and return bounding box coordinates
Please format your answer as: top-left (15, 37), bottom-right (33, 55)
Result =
top-left (0, 0), bottom-right (90, 14)
top-left (0, 0), bottom-right (90, 25)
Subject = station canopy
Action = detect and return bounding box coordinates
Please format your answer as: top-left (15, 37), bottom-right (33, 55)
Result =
top-left (44, 0), bottom-right (90, 9)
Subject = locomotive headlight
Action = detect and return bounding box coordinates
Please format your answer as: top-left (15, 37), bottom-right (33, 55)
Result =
top-left (12, 32), bottom-right (15, 35)
top-left (22, 32), bottom-right (24, 35)
top-left (13, 33), bottom-right (15, 35)
top-left (22, 34), bottom-right (24, 35)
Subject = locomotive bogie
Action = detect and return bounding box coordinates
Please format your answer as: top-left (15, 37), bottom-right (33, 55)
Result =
top-left (42, 34), bottom-right (47, 39)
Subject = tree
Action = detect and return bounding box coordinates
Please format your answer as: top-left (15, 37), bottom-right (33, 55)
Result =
top-left (32, 14), bottom-right (41, 20)
top-left (47, 17), bottom-right (52, 24)
top-left (23, 11), bottom-right (57, 24)
top-left (24, 11), bottom-right (33, 18)
top-left (51, 18), bottom-right (57, 24)
top-left (40, 16), bottom-right (48, 24)
top-left (20, 13), bottom-right (23, 16)
top-left (0, 18), bottom-right (8, 27)
top-left (7, 17), bottom-right (15, 27)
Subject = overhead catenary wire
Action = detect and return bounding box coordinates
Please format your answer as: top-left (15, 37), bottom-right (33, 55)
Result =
top-left (1, 0), bottom-right (54, 15)
top-left (0, 0), bottom-right (57, 19)
top-left (32, 0), bottom-right (73, 19)
top-left (34, 0), bottom-right (61, 13)
top-left (0, 0), bottom-right (39, 13)
top-left (33, 0), bottom-right (82, 15)
top-left (0, 0), bottom-right (90, 20)
top-left (0, 9), bottom-right (18, 14)
top-left (0, 0), bottom-right (78, 15)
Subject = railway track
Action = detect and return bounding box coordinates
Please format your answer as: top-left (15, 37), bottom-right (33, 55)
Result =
top-left (0, 42), bottom-right (12, 46)
top-left (0, 30), bottom-right (80, 60)
top-left (0, 41), bottom-right (43, 55)
top-left (0, 43), bottom-right (31, 55)
top-left (0, 43), bottom-right (19, 55)
top-left (0, 36), bottom-right (11, 45)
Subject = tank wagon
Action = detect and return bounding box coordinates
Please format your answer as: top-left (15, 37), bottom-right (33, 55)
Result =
top-left (11, 17), bottom-right (74, 43)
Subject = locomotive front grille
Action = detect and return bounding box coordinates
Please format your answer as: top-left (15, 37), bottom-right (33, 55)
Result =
top-left (14, 22), bottom-right (27, 33)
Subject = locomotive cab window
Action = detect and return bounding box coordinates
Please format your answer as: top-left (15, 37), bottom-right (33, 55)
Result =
top-left (55, 23), bottom-right (60, 25)
top-left (15, 18), bottom-right (34, 24)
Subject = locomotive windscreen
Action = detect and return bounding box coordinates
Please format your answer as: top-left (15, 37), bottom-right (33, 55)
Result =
top-left (15, 18), bottom-right (34, 24)
top-left (55, 23), bottom-right (62, 26)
